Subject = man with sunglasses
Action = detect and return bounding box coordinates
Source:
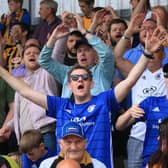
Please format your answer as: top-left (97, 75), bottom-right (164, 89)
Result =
top-left (0, 26), bottom-right (166, 168)
top-left (38, 14), bottom-right (115, 98)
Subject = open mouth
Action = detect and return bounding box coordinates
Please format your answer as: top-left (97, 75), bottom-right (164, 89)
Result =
top-left (116, 34), bottom-right (122, 38)
top-left (81, 58), bottom-right (87, 62)
top-left (77, 84), bottom-right (84, 90)
top-left (28, 58), bottom-right (36, 62)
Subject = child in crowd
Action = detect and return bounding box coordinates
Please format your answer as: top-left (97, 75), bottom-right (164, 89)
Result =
top-left (19, 129), bottom-right (56, 168)
top-left (147, 118), bottom-right (168, 168)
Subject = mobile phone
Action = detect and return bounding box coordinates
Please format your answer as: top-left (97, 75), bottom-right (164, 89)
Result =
top-left (143, 11), bottom-right (152, 22)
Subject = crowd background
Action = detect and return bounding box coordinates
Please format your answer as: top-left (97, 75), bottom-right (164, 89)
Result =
top-left (0, 0), bottom-right (168, 168)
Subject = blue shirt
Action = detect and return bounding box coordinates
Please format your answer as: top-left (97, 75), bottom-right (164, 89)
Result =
top-left (47, 89), bottom-right (120, 168)
top-left (22, 149), bottom-right (56, 168)
top-left (139, 96), bottom-right (168, 168)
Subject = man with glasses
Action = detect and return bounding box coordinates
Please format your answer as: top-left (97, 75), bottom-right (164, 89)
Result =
top-left (0, 28), bottom-right (166, 168)
top-left (114, 14), bottom-right (168, 168)
top-left (115, 62), bottom-right (168, 168)
top-left (38, 14), bottom-right (115, 98)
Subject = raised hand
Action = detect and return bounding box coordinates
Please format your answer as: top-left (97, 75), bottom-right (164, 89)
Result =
top-left (62, 11), bottom-right (77, 29)
top-left (51, 24), bottom-right (69, 40)
top-left (73, 14), bottom-right (85, 33)
top-left (127, 13), bottom-right (146, 35)
top-left (47, 24), bottom-right (70, 47)
top-left (145, 26), bottom-right (167, 53)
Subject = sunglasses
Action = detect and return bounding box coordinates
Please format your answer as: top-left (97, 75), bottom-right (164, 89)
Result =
top-left (70, 74), bottom-right (89, 81)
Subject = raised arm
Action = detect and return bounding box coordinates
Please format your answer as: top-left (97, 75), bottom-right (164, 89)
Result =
top-left (39, 24), bottom-right (70, 83)
top-left (114, 13), bottom-right (145, 77)
top-left (0, 66), bottom-right (48, 110)
top-left (131, 0), bottom-right (151, 19)
top-left (115, 26), bottom-right (167, 103)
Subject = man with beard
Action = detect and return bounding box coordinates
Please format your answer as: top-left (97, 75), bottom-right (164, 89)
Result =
top-left (52, 30), bottom-right (84, 66)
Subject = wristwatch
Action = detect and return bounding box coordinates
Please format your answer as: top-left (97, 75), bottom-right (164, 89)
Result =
top-left (121, 35), bottom-right (131, 41)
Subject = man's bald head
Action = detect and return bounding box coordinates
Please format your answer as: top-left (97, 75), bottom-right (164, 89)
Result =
top-left (56, 159), bottom-right (81, 168)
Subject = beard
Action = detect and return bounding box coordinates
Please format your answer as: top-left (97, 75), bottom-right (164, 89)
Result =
top-left (110, 38), bottom-right (117, 47)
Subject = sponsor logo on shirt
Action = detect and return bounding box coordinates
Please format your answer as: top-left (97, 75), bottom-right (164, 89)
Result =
top-left (87, 105), bottom-right (96, 112)
top-left (152, 107), bottom-right (160, 112)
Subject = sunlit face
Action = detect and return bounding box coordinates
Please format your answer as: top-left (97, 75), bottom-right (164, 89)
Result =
top-left (78, 2), bottom-right (93, 16)
top-left (68, 69), bottom-right (93, 99)
top-left (110, 23), bottom-right (126, 44)
top-left (23, 46), bottom-right (40, 72)
top-left (77, 45), bottom-right (98, 68)
top-left (26, 146), bottom-right (44, 162)
top-left (59, 135), bottom-right (86, 162)
top-left (8, 1), bottom-right (20, 13)
top-left (139, 20), bottom-right (157, 45)
top-left (39, 3), bottom-right (50, 20)
top-left (67, 35), bottom-right (82, 56)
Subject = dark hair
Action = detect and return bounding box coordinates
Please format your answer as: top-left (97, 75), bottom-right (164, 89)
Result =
top-left (159, 118), bottom-right (168, 147)
top-left (145, 0), bottom-right (151, 11)
top-left (12, 22), bottom-right (29, 33)
top-left (148, 118), bottom-right (168, 168)
top-left (67, 64), bottom-right (93, 82)
top-left (92, 7), bottom-right (104, 13)
top-left (69, 30), bottom-right (84, 39)
top-left (108, 18), bottom-right (128, 32)
top-left (78, 0), bottom-right (94, 5)
top-left (19, 129), bottom-right (44, 153)
top-left (8, 0), bottom-right (23, 6)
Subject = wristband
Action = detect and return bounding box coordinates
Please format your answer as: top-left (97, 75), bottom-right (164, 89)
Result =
top-left (143, 50), bottom-right (154, 59)
top-left (83, 30), bottom-right (92, 36)
top-left (121, 35), bottom-right (131, 41)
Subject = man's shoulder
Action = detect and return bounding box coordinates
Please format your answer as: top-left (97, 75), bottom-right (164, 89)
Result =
top-left (39, 156), bottom-right (57, 168)
top-left (124, 44), bottom-right (143, 63)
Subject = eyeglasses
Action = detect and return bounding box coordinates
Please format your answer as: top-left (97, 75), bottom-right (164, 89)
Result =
top-left (70, 74), bottom-right (89, 81)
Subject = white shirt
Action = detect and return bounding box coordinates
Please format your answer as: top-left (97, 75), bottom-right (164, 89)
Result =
top-left (130, 68), bottom-right (167, 141)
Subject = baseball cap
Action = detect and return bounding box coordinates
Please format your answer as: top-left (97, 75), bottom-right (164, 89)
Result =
top-left (163, 63), bottom-right (168, 78)
top-left (74, 38), bottom-right (93, 50)
top-left (61, 121), bottom-right (85, 139)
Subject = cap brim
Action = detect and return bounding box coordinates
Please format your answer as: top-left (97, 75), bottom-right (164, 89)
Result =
top-left (62, 133), bottom-right (85, 139)
top-left (75, 40), bottom-right (92, 50)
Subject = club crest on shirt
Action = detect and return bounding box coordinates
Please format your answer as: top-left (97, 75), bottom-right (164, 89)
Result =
top-left (87, 105), bottom-right (96, 113)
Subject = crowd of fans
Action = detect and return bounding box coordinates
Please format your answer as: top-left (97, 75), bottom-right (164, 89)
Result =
top-left (0, 0), bottom-right (168, 168)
